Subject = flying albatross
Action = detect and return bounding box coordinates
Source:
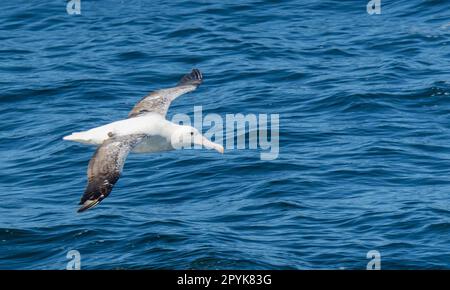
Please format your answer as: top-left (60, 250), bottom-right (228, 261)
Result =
top-left (63, 69), bottom-right (224, 212)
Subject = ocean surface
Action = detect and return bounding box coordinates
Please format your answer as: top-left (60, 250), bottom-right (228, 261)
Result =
top-left (0, 0), bottom-right (449, 269)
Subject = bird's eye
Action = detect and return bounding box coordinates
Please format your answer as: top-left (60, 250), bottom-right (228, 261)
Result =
top-left (190, 132), bottom-right (194, 136)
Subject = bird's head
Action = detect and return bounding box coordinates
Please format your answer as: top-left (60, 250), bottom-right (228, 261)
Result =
top-left (171, 125), bottom-right (224, 153)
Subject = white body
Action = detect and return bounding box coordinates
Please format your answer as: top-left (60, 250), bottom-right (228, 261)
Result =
top-left (63, 114), bottom-right (176, 153)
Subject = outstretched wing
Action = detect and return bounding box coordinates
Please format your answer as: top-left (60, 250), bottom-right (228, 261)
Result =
top-left (128, 68), bottom-right (203, 118)
top-left (78, 134), bottom-right (145, 212)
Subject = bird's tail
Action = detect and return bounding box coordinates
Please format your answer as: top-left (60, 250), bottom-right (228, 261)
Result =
top-left (63, 132), bottom-right (91, 143)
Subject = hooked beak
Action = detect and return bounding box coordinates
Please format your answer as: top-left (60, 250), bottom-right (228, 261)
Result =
top-left (199, 136), bottom-right (224, 154)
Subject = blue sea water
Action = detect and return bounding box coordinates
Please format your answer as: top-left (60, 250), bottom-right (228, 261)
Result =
top-left (0, 0), bottom-right (449, 269)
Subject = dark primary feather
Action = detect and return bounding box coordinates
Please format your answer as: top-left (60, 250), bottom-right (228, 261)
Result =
top-left (78, 134), bottom-right (145, 213)
top-left (177, 68), bottom-right (202, 86)
top-left (128, 68), bottom-right (203, 118)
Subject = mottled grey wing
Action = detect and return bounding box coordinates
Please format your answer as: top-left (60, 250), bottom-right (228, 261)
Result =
top-left (78, 134), bottom-right (145, 213)
top-left (128, 68), bottom-right (203, 118)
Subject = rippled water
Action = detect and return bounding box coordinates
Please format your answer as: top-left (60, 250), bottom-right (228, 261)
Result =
top-left (1, 0), bottom-right (449, 269)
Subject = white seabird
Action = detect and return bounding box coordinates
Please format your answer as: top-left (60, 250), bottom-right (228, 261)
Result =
top-left (63, 69), bottom-right (224, 212)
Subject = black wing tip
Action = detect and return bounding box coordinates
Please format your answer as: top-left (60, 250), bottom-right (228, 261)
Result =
top-left (178, 68), bottom-right (203, 87)
top-left (77, 199), bottom-right (101, 213)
